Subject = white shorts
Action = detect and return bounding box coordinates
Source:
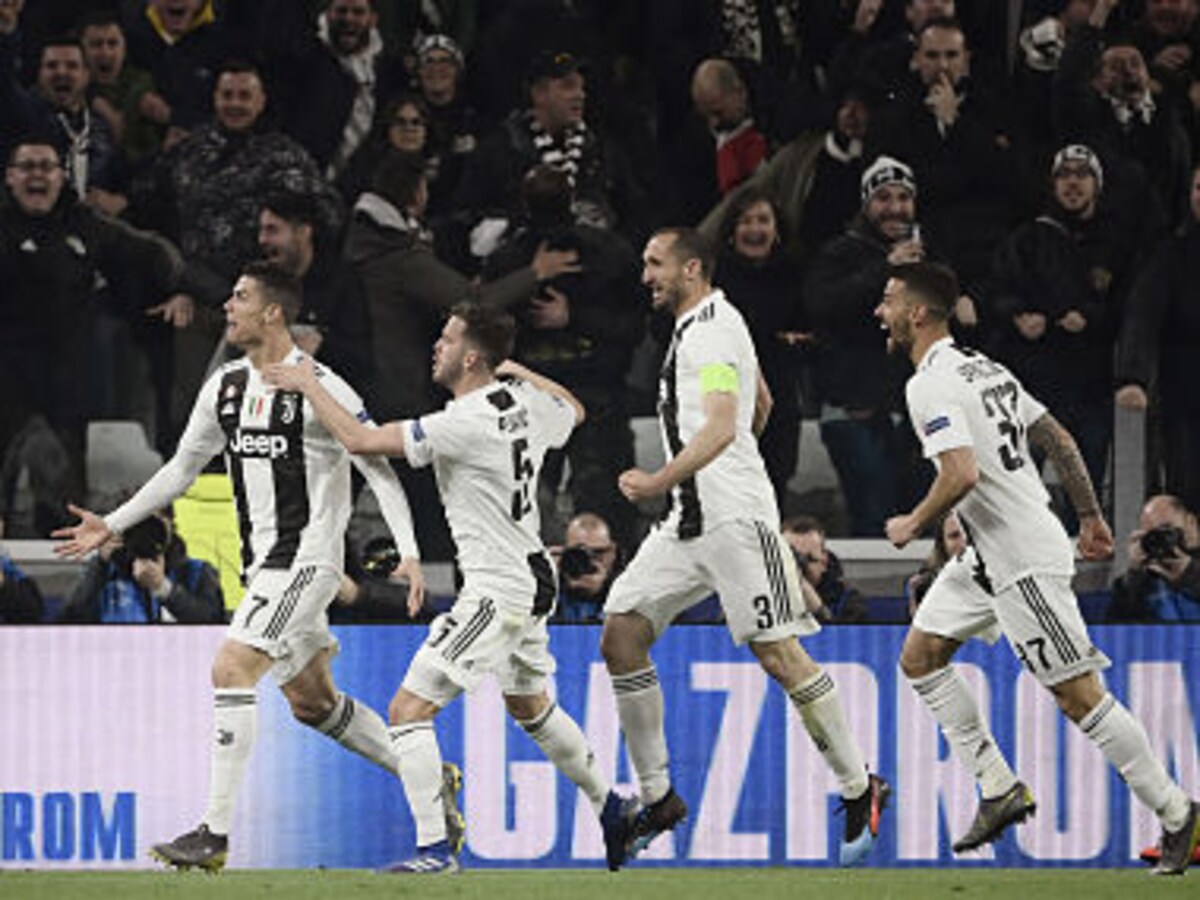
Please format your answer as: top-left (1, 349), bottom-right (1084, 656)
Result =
top-left (912, 549), bottom-right (1003, 645)
top-left (226, 564), bottom-right (342, 685)
top-left (605, 519), bottom-right (820, 645)
top-left (402, 588), bottom-right (557, 708)
top-left (915, 553), bottom-right (1110, 687)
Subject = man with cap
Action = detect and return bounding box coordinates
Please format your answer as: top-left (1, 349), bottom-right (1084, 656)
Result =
top-left (802, 155), bottom-right (925, 536)
top-left (454, 49), bottom-right (637, 259)
top-left (990, 143), bottom-right (1137, 511)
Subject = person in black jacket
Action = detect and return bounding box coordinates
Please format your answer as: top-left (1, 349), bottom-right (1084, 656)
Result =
top-left (1108, 494), bottom-right (1200, 623)
top-left (1, 137), bottom-right (192, 535)
top-left (59, 508), bottom-right (224, 624)
top-left (715, 187), bottom-right (808, 513)
top-left (485, 165), bottom-right (643, 545)
top-left (988, 145), bottom-right (1131, 510)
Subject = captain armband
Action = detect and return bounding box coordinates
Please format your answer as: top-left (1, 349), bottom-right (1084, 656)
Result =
top-left (699, 363), bottom-right (739, 395)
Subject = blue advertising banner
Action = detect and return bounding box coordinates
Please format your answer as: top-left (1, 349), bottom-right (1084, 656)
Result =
top-left (0, 625), bottom-right (1196, 870)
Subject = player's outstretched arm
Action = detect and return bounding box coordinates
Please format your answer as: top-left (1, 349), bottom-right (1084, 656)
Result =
top-left (886, 446), bottom-right (978, 548)
top-left (496, 359), bottom-right (586, 425)
top-left (1026, 412), bottom-right (1113, 558)
top-left (265, 358), bottom-right (406, 457)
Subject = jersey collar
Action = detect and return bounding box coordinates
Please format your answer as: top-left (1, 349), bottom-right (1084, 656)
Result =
top-left (917, 335), bottom-right (955, 372)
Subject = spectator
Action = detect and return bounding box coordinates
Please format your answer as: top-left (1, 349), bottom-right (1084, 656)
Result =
top-left (337, 94), bottom-right (434, 214)
top-left (485, 165), bottom-right (642, 545)
top-left (781, 515), bottom-right (867, 624)
top-left (704, 79), bottom-right (871, 262)
top-left (59, 507), bottom-right (224, 623)
top-left (714, 187), bottom-right (807, 512)
top-left (550, 511), bottom-right (623, 624)
top-left (329, 535), bottom-right (432, 624)
top-left (870, 16), bottom-right (1022, 290)
top-left (412, 34), bottom-right (480, 218)
top-left (258, 192), bottom-right (374, 397)
top-left (1115, 160), bottom-right (1200, 510)
top-left (1108, 494), bottom-right (1200, 622)
top-left (123, 0), bottom-right (234, 135)
top-left (455, 49), bottom-right (638, 257)
top-left (802, 156), bottom-right (922, 536)
top-left (79, 11), bottom-right (170, 166)
top-left (272, 0), bottom-right (407, 180)
top-left (1130, 0), bottom-right (1200, 113)
top-left (0, 22), bottom-right (124, 209)
top-left (0, 516), bottom-right (44, 623)
top-left (0, 138), bottom-right (191, 535)
top-left (690, 58), bottom-right (768, 198)
top-left (1055, 0), bottom-right (1191, 227)
top-left (904, 509), bottom-right (967, 619)
top-left (988, 145), bottom-right (1129, 508)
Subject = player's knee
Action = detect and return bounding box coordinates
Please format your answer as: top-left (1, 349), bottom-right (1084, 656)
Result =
top-left (600, 614), bottom-right (652, 672)
top-left (749, 639), bottom-right (804, 686)
top-left (1052, 673), bottom-right (1106, 723)
top-left (289, 692), bottom-right (336, 727)
top-left (504, 692), bottom-right (549, 723)
top-left (899, 631), bottom-right (952, 679)
top-left (388, 689), bottom-right (436, 726)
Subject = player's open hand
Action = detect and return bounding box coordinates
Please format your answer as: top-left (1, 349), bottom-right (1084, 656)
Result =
top-left (264, 356), bottom-right (317, 393)
top-left (1077, 514), bottom-right (1114, 560)
top-left (618, 468), bottom-right (664, 502)
top-left (52, 503), bottom-right (114, 559)
top-left (391, 557), bottom-right (426, 618)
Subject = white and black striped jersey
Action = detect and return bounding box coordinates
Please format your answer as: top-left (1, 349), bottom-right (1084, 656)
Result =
top-left (105, 349), bottom-right (419, 581)
top-left (906, 337), bottom-right (1074, 592)
top-left (402, 377), bottom-right (575, 614)
top-left (657, 289), bottom-right (778, 538)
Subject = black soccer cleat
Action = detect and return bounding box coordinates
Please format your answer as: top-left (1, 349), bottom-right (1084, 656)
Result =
top-left (1152, 800), bottom-right (1200, 876)
top-left (600, 791), bottom-right (639, 871)
top-left (441, 762), bottom-right (466, 856)
top-left (150, 824), bottom-right (229, 872)
top-left (627, 787), bottom-right (687, 858)
top-left (952, 781), bottom-right (1037, 854)
top-left (839, 773), bottom-right (891, 866)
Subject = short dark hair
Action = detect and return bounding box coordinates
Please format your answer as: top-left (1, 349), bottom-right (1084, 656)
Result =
top-left (370, 149), bottom-right (426, 209)
top-left (890, 261), bottom-right (959, 320)
top-left (76, 10), bottom-right (123, 32)
top-left (260, 191), bottom-right (320, 228)
top-left (7, 135), bottom-right (60, 166)
top-left (242, 261), bottom-right (303, 324)
top-left (654, 226), bottom-right (716, 280)
top-left (917, 16), bottom-right (966, 42)
top-left (782, 515), bottom-right (826, 538)
top-left (216, 58), bottom-right (265, 85)
top-left (449, 302), bottom-right (515, 370)
top-left (40, 33), bottom-right (84, 57)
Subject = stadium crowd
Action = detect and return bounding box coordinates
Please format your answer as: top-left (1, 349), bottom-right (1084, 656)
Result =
top-left (2, 0), bottom-right (1199, 622)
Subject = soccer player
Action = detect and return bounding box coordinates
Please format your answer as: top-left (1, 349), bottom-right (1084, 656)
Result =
top-left (264, 303), bottom-right (637, 873)
top-left (54, 262), bottom-right (437, 871)
top-left (600, 227), bottom-right (890, 866)
top-left (877, 261), bottom-right (1200, 874)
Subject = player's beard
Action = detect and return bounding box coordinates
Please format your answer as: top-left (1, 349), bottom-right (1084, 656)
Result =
top-left (433, 353), bottom-right (464, 390)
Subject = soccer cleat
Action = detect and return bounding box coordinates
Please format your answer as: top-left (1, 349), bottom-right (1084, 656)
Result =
top-left (1152, 800), bottom-right (1200, 876)
top-left (952, 781), bottom-right (1037, 854)
top-left (627, 787), bottom-right (687, 859)
top-left (441, 762), bottom-right (466, 855)
top-left (378, 840), bottom-right (461, 875)
top-left (838, 773), bottom-right (891, 866)
top-left (1139, 843), bottom-right (1200, 865)
top-left (149, 824), bottom-right (229, 872)
top-left (599, 791), bottom-right (639, 871)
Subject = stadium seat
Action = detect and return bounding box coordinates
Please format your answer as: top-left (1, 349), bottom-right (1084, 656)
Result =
top-left (85, 420), bottom-right (162, 510)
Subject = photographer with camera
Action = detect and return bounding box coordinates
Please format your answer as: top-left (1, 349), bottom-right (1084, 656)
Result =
top-left (328, 535), bottom-right (434, 624)
top-left (782, 515), bottom-right (868, 624)
top-left (59, 507), bottom-right (224, 624)
top-left (1107, 494), bottom-right (1200, 623)
top-left (549, 512), bottom-right (622, 624)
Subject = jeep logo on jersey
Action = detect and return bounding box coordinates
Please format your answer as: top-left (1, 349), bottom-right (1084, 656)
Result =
top-left (229, 429), bottom-right (292, 459)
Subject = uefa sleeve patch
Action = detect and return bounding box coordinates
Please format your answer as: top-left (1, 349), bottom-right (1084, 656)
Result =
top-left (355, 409), bottom-right (372, 424)
top-left (923, 415), bottom-right (951, 436)
top-left (411, 419), bottom-right (427, 442)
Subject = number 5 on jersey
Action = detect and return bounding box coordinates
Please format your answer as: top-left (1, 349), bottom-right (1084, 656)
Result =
top-left (511, 438), bottom-right (535, 521)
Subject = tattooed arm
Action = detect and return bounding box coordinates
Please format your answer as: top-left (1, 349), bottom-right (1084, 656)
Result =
top-left (1026, 413), bottom-right (1114, 559)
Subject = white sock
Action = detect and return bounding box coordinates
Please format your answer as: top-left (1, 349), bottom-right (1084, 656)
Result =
top-left (389, 722), bottom-right (447, 849)
top-left (314, 692), bottom-right (397, 774)
top-left (519, 701), bottom-right (609, 816)
top-left (201, 689), bottom-right (257, 835)
top-left (612, 666), bottom-right (671, 805)
top-left (788, 670), bottom-right (869, 799)
top-left (909, 667), bottom-right (1017, 800)
top-left (1079, 693), bottom-right (1192, 832)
